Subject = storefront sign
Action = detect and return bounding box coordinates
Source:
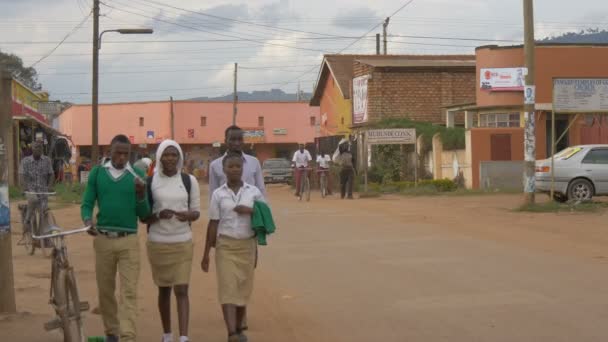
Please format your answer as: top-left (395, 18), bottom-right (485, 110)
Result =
top-left (146, 130), bottom-right (155, 139)
top-left (243, 128), bottom-right (265, 143)
top-left (128, 136), bottom-right (135, 144)
top-left (553, 78), bottom-right (608, 113)
top-left (524, 85), bottom-right (536, 105)
top-left (480, 68), bottom-right (526, 91)
top-left (273, 128), bottom-right (287, 135)
top-left (212, 142), bottom-right (221, 148)
top-left (187, 129), bottom-right (195, 139)
top-left (366, 129), bottom-right (416, 145)
top-left (353, 75), bottom-right (369, 124)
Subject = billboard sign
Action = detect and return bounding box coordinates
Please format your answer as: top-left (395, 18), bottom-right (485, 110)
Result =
top-left (366, 129), bottom-right (416, 145)
top-left (353, 75), bottom-right (369, 124)
top-left (243, 128), bottom-right (265, 144)
top-left (553, 78), bottom-right (608, 113)
top-left (480, 67), bottom-right (526, 91)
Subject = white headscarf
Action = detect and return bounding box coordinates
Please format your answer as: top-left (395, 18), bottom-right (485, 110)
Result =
top-left (155, 139), bottom-right (184, 176)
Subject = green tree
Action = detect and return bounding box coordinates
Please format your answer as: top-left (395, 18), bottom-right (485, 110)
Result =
top-left (0, 50), bottom-right (41, 90)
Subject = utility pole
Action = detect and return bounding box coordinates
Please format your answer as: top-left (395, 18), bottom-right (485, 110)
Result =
top-left (376, 33), bottom-right (381, 55)
top-left (297, 81), bottom-right (301, 101)
top-left (170, 96), bottom-right (175, 139)
top-left (0, 71), bottom-right (17, 314)
top-left (91, 0), bottom-right (100, 164)
top-left (523, 0), bottom-right (536, 204)
top-left (383, 17), bottom-right (390, 55)
top-left (232, 62), bottom-right (238, 125)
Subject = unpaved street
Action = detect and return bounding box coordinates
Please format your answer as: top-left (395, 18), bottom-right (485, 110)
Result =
top-left (3, 186), bottom-right (608, 341)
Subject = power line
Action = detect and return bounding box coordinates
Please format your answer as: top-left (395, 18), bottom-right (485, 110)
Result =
top-left (100, 1), bottom-right (334, 53)
top-left (28, 12), bottom-right (92, 68)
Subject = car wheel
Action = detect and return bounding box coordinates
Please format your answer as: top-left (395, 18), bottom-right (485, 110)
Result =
top-left (552, 193), bottom-right (568, 203)
top-left (567, 179), bottom-right (594, 202)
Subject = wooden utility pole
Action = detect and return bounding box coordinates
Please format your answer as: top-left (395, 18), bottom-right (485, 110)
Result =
top-left (0, 71), bottom-right (17, 314)
top-left (376, 33), bottom-right (381, 54)
top-left (170, 96), bottom-right (175, 139)
top-left (91, 0), bottom-right (100, 164)
top-left (232, 63), bottom-right (238, 125)
top-left (382, 17), bottom-right (390, 55)
top-left (523, 0), bottom-right (536, 204)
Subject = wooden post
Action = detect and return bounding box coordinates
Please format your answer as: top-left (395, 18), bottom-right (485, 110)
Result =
top-left (550, 110), bottom-right (555, 200)
top-left (91, 0), bottom-right (100, 164)
top-left (0, 71), bottom-right (17, 313)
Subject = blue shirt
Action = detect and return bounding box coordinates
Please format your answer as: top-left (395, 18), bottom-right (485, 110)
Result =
top-left (208, 153), bottom-right (266, 202)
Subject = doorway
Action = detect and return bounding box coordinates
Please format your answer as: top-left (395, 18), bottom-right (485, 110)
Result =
top-left (546, 114), bottom-right (569, 157)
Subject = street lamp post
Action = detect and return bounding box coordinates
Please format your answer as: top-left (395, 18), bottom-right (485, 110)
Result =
top-left (91, 0), bottom-right (152, 164)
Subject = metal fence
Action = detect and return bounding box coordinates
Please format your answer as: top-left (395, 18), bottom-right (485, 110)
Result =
top-left (480, 161), bottom-right (524, 190)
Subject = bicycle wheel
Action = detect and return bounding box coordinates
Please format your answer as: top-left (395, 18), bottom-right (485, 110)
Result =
top-left (20, 207), bottom-right (33, 253)
top-left (29, 208), bottom-right (38, 256)
top-left (305, 176), bottom-right (311, 202)
top-left (39, 211), bottom-right (55, 257)
top-left (54, 268), bottom-right (84, 342)
top-left (320, 174), bottom-right (327, 198)
top-left (298, 173), bottom-right (304, 202)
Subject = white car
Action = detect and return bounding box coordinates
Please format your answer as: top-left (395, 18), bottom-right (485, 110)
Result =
top-left (535, 145), bottom-right (608, 202)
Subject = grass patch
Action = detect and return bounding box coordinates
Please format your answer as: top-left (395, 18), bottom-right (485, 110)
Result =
top-left (54, 182), bottom-right (86, 204)
top-left (9, 186), bottom-right (24, 200)
top-left (516, 201), bottom-right (608, 213)
top-left (359, 191), bottom-right (382, 199)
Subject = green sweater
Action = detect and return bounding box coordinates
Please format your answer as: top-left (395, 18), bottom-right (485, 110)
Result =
top-left (251, 200), bottom-right (276, 246)
top-left (81, 165), bottom-right (150, 233)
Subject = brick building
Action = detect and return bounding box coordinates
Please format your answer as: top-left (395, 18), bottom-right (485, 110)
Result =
top-left (351, 56), bottom-right (476, 127)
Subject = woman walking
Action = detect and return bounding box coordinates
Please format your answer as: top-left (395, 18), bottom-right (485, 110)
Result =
top-left (145, 140), bottom-right (201, 342)
top-left (202, 152), bottom-right (265, 342)
top-left (334, 141), bottom-right (355, 199)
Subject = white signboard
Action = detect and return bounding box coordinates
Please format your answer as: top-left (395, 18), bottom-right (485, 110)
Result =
top-left (366, 129), bottom-right (416, 145)
top-left (480, 68), bottom-right (526, 91)
top-left (37, 101), bottom-right (63, 116)
top-left (553, 78), bottom-right (608, 113)
top-left (353, 75), bottom-right (369, 124)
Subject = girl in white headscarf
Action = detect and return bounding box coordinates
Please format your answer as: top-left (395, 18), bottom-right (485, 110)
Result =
top-left (145, 140), bottom-right (201, 342)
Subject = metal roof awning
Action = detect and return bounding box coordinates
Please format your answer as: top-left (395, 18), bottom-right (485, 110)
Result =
top-left (13, 115), bottom-right (65, 137)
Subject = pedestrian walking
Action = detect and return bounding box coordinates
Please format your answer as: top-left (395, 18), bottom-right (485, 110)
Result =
top-left (81, 134), bottom-right (151, 342)
top-left (202, 152), bottom-right (266, 342)
top-left (208, 125), bottom-right (267, 331)
top-left (333, 141), bottom-right (355, 199)
top-left (144, 140), bottom-right (201, 342)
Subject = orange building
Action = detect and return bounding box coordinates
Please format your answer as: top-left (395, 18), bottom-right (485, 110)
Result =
top-left (58, 100), bottom-right (320, 167)
top-left (450, 43), bottom-right (608, 189)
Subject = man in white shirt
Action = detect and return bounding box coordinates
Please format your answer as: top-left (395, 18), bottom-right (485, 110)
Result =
top-left (292, 144), bottom-right (312, 197)
top-left (316, 151), bottom-right (333, 195)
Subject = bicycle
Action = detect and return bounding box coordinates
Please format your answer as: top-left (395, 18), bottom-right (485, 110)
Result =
top-left (18, 191), bottom-right (57, 256)
top-left (317, 168), bottom-right (330, 198)
top-left (297, 167), bottom-right (312, 202)
top-left (33, 224), bottom-right (91, 342)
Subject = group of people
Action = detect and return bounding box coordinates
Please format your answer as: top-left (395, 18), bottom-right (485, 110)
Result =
top-left (292, 139), bottom-right (356, 199)
top-left (78, 125), bottom-right (268, 342)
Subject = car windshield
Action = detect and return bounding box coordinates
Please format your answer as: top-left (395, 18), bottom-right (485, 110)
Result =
top-left (264, 160), bottom-right (290, 169)
top-left (553, 147), bottom-right (583, 160)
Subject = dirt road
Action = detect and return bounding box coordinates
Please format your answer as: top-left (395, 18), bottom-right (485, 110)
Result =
top-left (3, 186), bottom-right (608, 341)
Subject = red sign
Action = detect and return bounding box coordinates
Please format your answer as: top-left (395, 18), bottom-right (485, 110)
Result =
top-left (187, 129), bottom-right (195, 139)
top-left (129, 136), bottom-right (135, 144)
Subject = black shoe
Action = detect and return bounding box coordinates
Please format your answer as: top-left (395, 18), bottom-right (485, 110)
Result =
top-left (106, 335), bottom-right (119, 342)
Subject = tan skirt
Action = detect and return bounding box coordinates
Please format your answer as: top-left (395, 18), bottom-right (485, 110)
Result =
top-left (147, 240), bottom-right (194, 287)
top-left (215, 235), bottom-right (256, 306)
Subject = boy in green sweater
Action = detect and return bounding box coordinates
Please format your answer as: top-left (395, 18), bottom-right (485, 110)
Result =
top-left (81, 134), bottom-right (150, 342)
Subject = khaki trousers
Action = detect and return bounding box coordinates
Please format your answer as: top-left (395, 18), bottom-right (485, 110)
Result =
top-left (94, 234), bottom-right (140, 341)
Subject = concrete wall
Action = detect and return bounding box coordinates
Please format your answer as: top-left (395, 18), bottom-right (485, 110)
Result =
top-left (318, 75), bottom-right (352, 136)
top-left (479, 161), bottom-right (525, 190)
top-left (432, 133), bottom-right (471, 188)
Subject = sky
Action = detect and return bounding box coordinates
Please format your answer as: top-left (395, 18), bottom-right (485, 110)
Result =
top-left (0, 0), bottom-right (607, 104)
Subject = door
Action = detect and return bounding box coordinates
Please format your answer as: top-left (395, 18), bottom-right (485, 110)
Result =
top-left (581, 148), bottom-right (608, 194)
top-left (490, 134), bottom-right (512, 161)
top-left (546, 114), bottom-right (569, 157)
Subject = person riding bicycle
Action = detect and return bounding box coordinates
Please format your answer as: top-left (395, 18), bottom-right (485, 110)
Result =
top-left (316, 150), bottom-right (333, 196)
top-left (19, 141), bottom-right (55, 230)
top-left (292, 144), bottom-right (312, 197)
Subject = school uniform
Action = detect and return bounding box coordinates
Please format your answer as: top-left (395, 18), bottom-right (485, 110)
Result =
top-left (209, 183), bottom-right (264, 306)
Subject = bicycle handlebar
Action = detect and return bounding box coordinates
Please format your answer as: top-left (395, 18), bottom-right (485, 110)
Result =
top-left (32, 226), bottom-right (91, 240)
top-left (25, 191), bottom-right (57, 196)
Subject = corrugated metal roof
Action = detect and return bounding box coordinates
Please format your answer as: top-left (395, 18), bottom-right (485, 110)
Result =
top-left (355, 58), bottom-right (476, 68)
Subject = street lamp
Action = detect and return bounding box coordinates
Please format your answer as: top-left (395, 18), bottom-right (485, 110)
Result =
top-left (91, 3), bottom-right (153, 164)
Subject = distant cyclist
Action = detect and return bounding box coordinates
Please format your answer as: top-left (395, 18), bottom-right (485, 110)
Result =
top-left (292, 144), bottom-right (312, 197)
top-left (316, 150), bottom-right (333, 196)
top-left (19, 141), bottom-right (54, 228)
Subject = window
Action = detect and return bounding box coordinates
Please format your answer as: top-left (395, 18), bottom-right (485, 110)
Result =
top-left (139, 117), bottom-right (144, 127)
top-left (583, 149), bottom-right (608, 164)
top-left (478, 113), bottom-right (520, 128)
top-left (258, 116), bottom-right (264, 127)
top-left (310, 116), bottom-right (316, 126)
top-left (200, 116), bottom-right (207, 126)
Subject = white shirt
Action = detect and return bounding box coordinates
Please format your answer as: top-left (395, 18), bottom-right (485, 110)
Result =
top-left (148, 173), bottom-right (201, 243)
top-left (209, 182), bottom-right (264, 239)
top-left (292, 150), bottom-right (312, 168)
top-left (103, 160), bottom-right (127, 179)
top-left (316, 154), bottom-right (331, 169)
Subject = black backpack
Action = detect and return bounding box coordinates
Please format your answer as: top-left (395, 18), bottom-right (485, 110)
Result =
top-left (146, 173), bottom-right (192, 230)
